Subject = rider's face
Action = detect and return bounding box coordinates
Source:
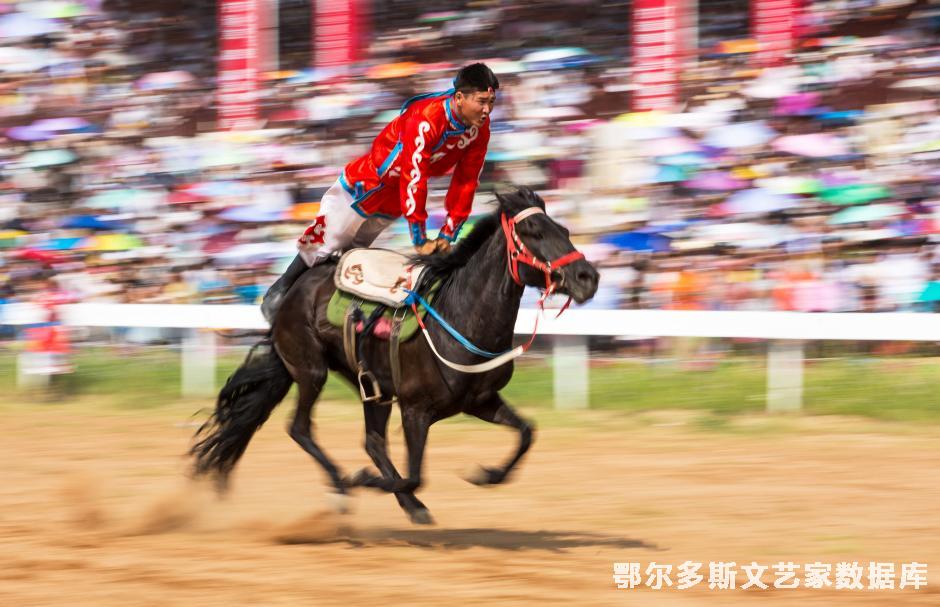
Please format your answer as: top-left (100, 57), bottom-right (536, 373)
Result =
top-left (455, 89), bottom-right (496, 128)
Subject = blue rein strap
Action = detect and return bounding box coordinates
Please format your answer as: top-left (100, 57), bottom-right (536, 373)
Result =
top-left (404, 289), bottom-right (509, 359)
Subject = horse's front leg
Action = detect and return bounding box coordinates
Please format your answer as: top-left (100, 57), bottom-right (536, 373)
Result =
top-left (355, 401), bottom-right (433, 525)
top-left (464, 394), bottom-right (535, 486)
top-left (348, 404), bottom-right (431, 495)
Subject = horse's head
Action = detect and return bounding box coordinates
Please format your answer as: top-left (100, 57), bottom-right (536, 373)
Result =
top-left (495, 187), bottom-right (599, 304)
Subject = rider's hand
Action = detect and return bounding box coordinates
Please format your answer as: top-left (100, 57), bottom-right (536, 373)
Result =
top-left (414, 240), bottom-right (438, 255)
top-left (435, 238), bottom-right (452, 254)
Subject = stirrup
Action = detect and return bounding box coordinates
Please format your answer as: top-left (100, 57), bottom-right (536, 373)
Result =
top-left (357, 368), bottom-right (383, 404)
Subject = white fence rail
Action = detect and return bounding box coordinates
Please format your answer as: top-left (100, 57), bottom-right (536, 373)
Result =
top-left (4, 304), bottom-right (940, 410)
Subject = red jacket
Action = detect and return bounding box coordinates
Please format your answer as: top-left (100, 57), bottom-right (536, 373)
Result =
top-left (341, 89), bottom-right (490, 244)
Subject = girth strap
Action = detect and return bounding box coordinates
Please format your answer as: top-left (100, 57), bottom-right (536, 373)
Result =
top-left (389, 308), bottom-right (406, 394)
top-left (342, 301), bottom-right (361, 373)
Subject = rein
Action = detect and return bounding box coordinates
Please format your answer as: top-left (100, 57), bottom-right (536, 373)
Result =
top-left (408, 206), bottom-right (584, 374)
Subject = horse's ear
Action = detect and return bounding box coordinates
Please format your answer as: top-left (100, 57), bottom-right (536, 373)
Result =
top-left (521, 187), bottom-right (546, 210)
top-left (493, 183), bottom-right (516, 211)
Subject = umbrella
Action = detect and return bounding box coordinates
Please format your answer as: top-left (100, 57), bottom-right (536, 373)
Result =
top-left (702, 121), bottom-right (776, 149)
top-left (262, 70), bottom-right (300, 81)
top-left (522, 106), bottom-right (583, 120)
top-left (692, 222), bottom-right (789, 249)
top-left (285, 202), bottom-right (321, 221)
top-left (818, 110), bottom-right (864, 125)
top-left (196, 148), bottom-right (252, 168)
top-left (637, 137), bottom-right (702, 157)
top-left (286, 67), bottom-right (346, 84)
top-left (6, 126), bottom-right (54, 142)
top-left (828, 203), bottom-right (905, 225)
top-left (182, 181), bottom-right (253, 198)
top-left (418, 11), bottom-right (464, 23)
top-left (60, 215), bottom-right (128, 230)
top-left (917, 282), bottom-right (940, 303)
top-left (0, 13), bottom-right (65, 38)
top-left (819, 184), bottom-right (891, 205)
top-left (168, 191), bottom-right (208, 205)
top-left (838, 228), bottom-right (902, 243)
top-left (267, 108), bottom-right (308, 123)
top-left (218, 205), bottom-right (284, 223)
top-left (657, 152), bottom-right (709, 167)
top-left (21, 1), bottom-right (89, 19)
top-left (14, 248), bottom-right (62, 263)
top-left (522, 47), bottom-right (597, 69)
top-left (653, 164), bottom-right (687, 183)
top-left (366, 62), bottom-right (422, 79)
top-left (81, 234), bottom-right (143, 251)
top-left (684, 171), bottom-right (749, 191)
top-left (773, 134), bottom-right (850, 158)
top-left (756, 176), bottom-right (822, 195)
top-left (486, 59), bottom-right (526, 75)
top-left (773, 92), bottom-right (821, 116)
top-left (213, 241), bottom-right (298, 265)
top-left (719, 188), bottom-right (798, 215)
top-left (84, 189), bottom-right (164, 211)
top-left (616, 125), bottom-right (680, 141)
top-left (597, 231), bottom-right (671, 252)
top-left (890, 77), bottom-right (940, 92)
top-left (19, 149), bottom-right (77, 168)
top-left (135, 70), bottom-right (196, 91)
top-left (714, 39), bottom-right (759, 54)
top-left (38, 237), bottom-right (83, 251)
top-left (33, 117), bottom-right (90, 132)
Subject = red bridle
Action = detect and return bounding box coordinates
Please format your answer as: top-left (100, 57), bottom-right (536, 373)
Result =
top-left (500, 207), bottom-right (585, 317)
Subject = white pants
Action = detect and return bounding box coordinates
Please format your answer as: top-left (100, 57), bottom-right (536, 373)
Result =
top-left (297, 178), bottom-right (394, 267)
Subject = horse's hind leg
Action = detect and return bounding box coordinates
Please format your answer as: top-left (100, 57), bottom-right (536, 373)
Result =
top-left (288, 367), bottom-right (347, 500)
top-left (359, 402), bottom-right (433, 525)
top-left (464, 394), bottom-right (535, 486)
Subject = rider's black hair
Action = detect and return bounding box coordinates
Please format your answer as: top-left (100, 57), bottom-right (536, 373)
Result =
top-left (453, 63), bottom-right (499, 95)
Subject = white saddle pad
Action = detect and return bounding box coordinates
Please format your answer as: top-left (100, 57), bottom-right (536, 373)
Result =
top-left (334, 248), bottom-right (427, 308)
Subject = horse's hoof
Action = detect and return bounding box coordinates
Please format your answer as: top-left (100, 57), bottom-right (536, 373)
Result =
top-left (464, 466), bottom-right (504, 487)
top-left (408, 508), bottom-right (434, 526)
top-left (327, 491), bottom-right (352, 515)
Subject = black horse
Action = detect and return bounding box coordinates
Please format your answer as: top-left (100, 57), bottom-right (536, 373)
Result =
top-left (190, 187), bottom-right (599, 524)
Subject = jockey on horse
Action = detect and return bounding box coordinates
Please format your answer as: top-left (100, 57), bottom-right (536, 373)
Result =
top-left (261, 63), bottom-right (500, 323)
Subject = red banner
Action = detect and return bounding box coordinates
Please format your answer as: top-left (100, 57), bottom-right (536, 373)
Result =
top-left (314, 0), bottom-right (359, 69)
top-left (753, 0), bottom-right (799, 66)
top-left (632, 0), bottom-right (682, 112)
top-left (217, 0), bottom-right (260, 130)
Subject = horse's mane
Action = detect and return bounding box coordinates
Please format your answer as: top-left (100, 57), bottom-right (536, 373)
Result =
top-left (412, 187), bottom-right (545, 292)
top-left (412, 212), bottom-right (500, 290)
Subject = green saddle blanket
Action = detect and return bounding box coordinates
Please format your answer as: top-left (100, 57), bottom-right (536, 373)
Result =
top-left (326, 284), bottom-right (439, 342)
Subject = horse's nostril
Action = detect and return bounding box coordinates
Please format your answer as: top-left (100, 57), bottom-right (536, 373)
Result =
top-left (577, 270), bottom-right (594, 283)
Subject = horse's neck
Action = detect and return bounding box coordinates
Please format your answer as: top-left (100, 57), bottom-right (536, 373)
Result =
top-left (436, 229), bottom-right (523, 351)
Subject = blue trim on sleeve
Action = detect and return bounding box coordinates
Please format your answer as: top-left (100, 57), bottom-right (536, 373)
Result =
top-left (409, 222), bottom-right (427, 245)
top-left (439, 220), bottom-right (465, 242)
top-left (376, 141), bottom-right (402, 177)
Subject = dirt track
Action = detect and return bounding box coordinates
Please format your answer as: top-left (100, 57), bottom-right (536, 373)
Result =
top-left (1, 399), bottom-right (938, 606)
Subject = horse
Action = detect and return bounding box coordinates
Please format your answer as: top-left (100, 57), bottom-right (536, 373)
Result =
top-left (190, 187), bottom-right (599, 524)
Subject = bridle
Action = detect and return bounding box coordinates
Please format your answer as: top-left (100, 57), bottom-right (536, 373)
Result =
top-left (404, 205), bottom-right (588, 374)
top-left (500, 206), bottom-right (585, 313)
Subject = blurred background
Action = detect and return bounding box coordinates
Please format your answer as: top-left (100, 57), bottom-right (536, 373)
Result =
top-left (1, 4), bottom-right (940, 603)
top-left (0, 0), bottom-right (938, 411)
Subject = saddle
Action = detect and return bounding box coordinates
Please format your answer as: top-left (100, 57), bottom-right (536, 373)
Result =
top-left (326, 248), bottom-right (436, 405)
top-left (334, 248), bottom-right (427, 307)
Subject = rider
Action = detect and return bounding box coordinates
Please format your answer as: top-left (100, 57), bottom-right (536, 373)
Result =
top-left (261, 63), bottom-right (499, 322)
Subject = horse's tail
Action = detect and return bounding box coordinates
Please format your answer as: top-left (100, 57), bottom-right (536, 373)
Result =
top-left (190, 337), bottom-right (293, 489)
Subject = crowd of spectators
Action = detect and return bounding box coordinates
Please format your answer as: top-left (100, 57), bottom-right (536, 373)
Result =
top-left (1, 0), bottom-right (939, 317)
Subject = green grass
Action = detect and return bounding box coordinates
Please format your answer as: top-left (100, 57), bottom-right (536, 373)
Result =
top-left (1, 345), bottom-right (939, 423)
